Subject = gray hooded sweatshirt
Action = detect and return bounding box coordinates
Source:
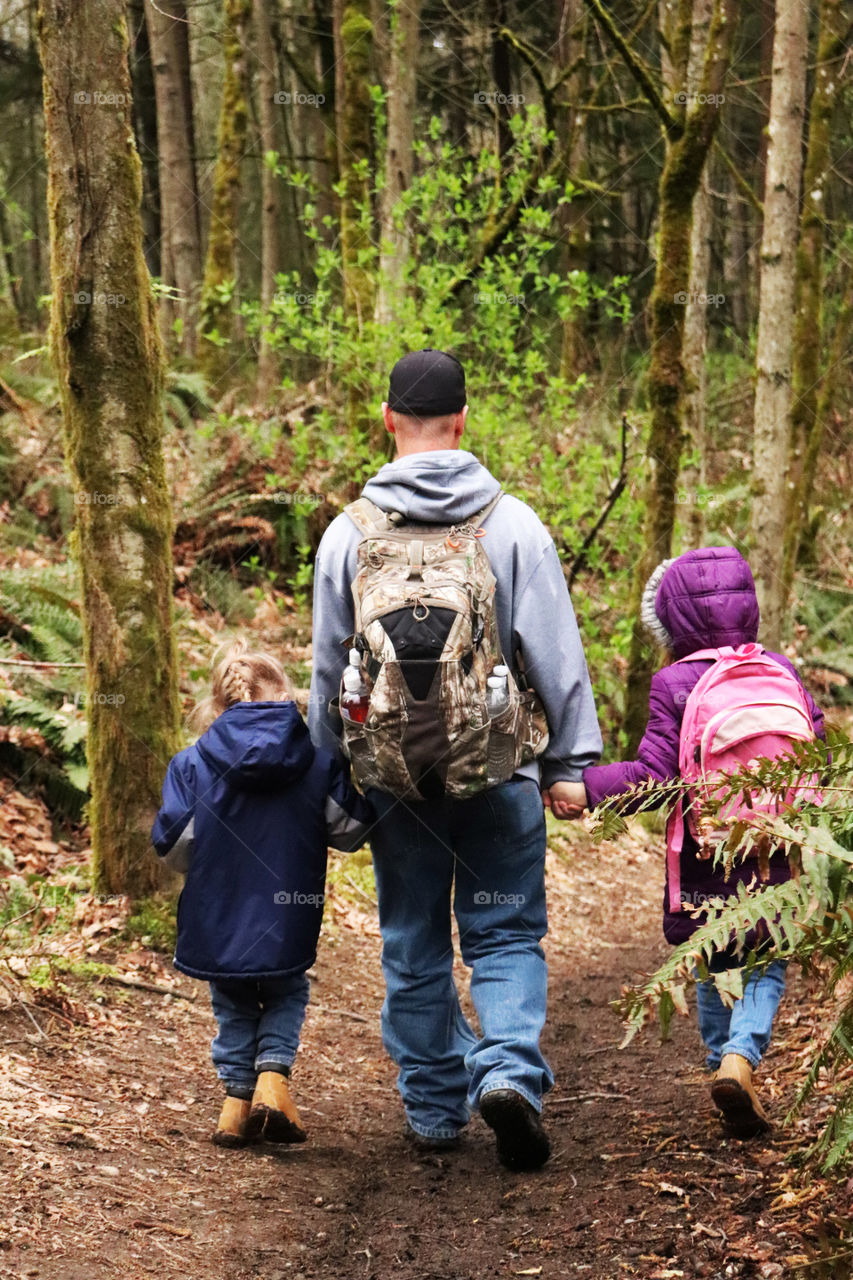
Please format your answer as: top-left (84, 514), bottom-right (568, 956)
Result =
top-left (307, 449), bottom-right (602, 787)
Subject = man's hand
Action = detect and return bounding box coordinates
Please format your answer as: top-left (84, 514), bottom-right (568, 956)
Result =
top-left (541, 781), bottom-right (588, 820)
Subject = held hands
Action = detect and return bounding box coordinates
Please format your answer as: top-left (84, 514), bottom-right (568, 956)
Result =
top-left (542, 781), bottom-right (588, 821)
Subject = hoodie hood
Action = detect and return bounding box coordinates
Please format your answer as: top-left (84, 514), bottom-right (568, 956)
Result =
top-left (197, 701), bottom-right (314, 791)
top-left (649, 546), bottom-right (760, 659)
top-left (361, 450), bottom-right (501, 523)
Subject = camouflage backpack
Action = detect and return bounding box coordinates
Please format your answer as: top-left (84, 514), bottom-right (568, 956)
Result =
top-left (338, 492), bottom-right (549, 801)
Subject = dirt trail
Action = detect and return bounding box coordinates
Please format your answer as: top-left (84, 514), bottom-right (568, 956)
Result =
top-left (0, 826), bottom-right (846, 1280)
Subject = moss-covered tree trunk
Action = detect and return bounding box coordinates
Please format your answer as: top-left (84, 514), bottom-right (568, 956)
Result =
top-left (781, 0), bottom-right (847, 600)
top-left (333, 0), bottom-right (375, 444)
top-left (146, 0), bottom-right (202, 355)
top-left (748, 0), bottom-right (808, 648)
top-left (38, 0), bottom-right (180, 898)
top-left (621, 0), bottom-right (738, 752)
top-left (376, 0), bottom-right (421, 327)
top-left (197, 0), bottom-right (251, 391)
top-left (253, 0), bottom-right (281, 397)
top-left (334, 0), bottom-right (374, 326)
top-left (681, 0), bottom-right (715, 549)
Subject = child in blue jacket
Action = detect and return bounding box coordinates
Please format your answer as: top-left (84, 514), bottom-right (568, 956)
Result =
top-left (152, 640), bottom-right (372, 1149)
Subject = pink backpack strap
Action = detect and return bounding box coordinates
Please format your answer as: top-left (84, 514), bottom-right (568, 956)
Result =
top-left (665, 806), bottom-right (685, 912)
top-left (673, 642), bottom-right (766, 667)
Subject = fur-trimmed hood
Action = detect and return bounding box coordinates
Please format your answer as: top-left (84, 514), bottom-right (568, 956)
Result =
top-left (641, 546), bottom-right (760, 659)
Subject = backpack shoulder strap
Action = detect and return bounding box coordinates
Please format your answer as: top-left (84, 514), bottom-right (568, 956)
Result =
top-left (470, 489), bottom-right (504, 529)
top-left (673, 647), bottom-right (725, 665)
top-left (345, 489), bottom-right (505, 538)
top-left (344, 496), bottom-right (402, 537)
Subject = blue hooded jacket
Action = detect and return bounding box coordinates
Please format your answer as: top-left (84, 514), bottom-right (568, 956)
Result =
top-left (151, 701), bottom-right (372, 980)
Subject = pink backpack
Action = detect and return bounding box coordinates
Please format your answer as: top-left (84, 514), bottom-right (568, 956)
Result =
top-left (665, 642), bottom-right (818, 913)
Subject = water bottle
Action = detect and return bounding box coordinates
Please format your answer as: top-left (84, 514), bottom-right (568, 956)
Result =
top-left (341, 649), bottom-right (369, 724)
top-left (486, 673), bottom-right (510, 719)
top-left (486, 673), bottom-right (515, 785)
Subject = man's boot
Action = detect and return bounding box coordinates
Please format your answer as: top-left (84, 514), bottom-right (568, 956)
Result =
top-left (480, 1089), bottom-right (551, 1171)
top-left (213, 1096), bottom-right (252, 1148)
top-left (711, 1053), bottom-right (769, 1137)
top-left (249, 1070), bottom-right (307, 1143)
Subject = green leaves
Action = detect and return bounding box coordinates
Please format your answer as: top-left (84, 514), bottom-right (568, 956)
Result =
top-left (608, 739), bottom-right (853, 1168)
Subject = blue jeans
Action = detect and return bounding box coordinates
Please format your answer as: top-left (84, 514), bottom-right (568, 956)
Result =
top-left (209, 975), bottom-right (310, 1096)
top-left (368, 778), bottom-right (554, 1140)
top-left (695, 960), bottom-right (787, 1071)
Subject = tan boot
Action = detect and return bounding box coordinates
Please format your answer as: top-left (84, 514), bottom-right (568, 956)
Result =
top-left (249, 1071), bottom-right (307, 1144)
top-left (213, 1095), bottom-right (252, 1148)
top-left (711, 1053), bottom-right (769, 1137)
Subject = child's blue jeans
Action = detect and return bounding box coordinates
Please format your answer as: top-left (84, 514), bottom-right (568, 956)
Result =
top-left (209, 974), bottom-right (310, 1097)
top-left (694, 959), bottom-right (787, 1071)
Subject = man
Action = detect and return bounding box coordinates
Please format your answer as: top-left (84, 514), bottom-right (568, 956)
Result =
top-left (308, 349), bottom-right (601, 1170)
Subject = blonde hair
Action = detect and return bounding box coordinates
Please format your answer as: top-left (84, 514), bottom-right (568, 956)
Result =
top-left (191, 639), bottom-right (293, 732)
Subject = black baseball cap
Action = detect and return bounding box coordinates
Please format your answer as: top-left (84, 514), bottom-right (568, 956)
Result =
top-left (387, 348), bottom-right (467, 417)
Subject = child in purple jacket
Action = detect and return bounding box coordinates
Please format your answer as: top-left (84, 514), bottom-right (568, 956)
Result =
top-left (582, 547), bottom-right (824, 1137)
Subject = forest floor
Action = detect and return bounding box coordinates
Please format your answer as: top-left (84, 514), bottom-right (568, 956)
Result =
top-left (2, 801), bottom-right (853, 1280)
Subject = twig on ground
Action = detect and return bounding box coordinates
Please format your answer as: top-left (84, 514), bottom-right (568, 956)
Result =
top-left (99, 973), bottom-right (196, 1001)
top-left (310, 1003), bottom-right (369, 1023)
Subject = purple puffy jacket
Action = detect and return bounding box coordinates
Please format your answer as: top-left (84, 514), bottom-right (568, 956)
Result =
top-left (584, 547), bottom-right (825, 946)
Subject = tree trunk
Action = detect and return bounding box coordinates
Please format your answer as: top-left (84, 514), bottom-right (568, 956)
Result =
top-left (681, 0), bottom-right (715, 548)
top-left (781, 0), bottom-right (847, 600)
top-left (333, 0), bottom-right (375, 443)
top-left (334, 0), bottom-right (375, 327)
top-left (376, 0), bottom-right (421, 327)
top-left (128, 0), bottom-right (162, 278)
top-left (622, 0), bottom-right (738, 753)
top-left (253, 0), bottom-right (281, 397)
top-left (146, 0), bottom-right (202, 355)
top-left (556, 0), bottom-right (595, 377)
top-left (748, 0), bottom-right (808, 648)
top-left (490, 0), bottom-right (513, 159)
top-left (197, 0), bottom-right (252, 390)
top-left (38, 0), bottom-right (180, 899)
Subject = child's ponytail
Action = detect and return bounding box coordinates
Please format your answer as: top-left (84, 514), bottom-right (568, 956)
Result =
top-left (190, 638), bottom-right (293, 732)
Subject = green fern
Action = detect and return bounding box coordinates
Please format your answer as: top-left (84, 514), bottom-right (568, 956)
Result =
top-left (0, 564), bottom-right (88, 819)
top-left (599, 735), bottom-right (853, 1169)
